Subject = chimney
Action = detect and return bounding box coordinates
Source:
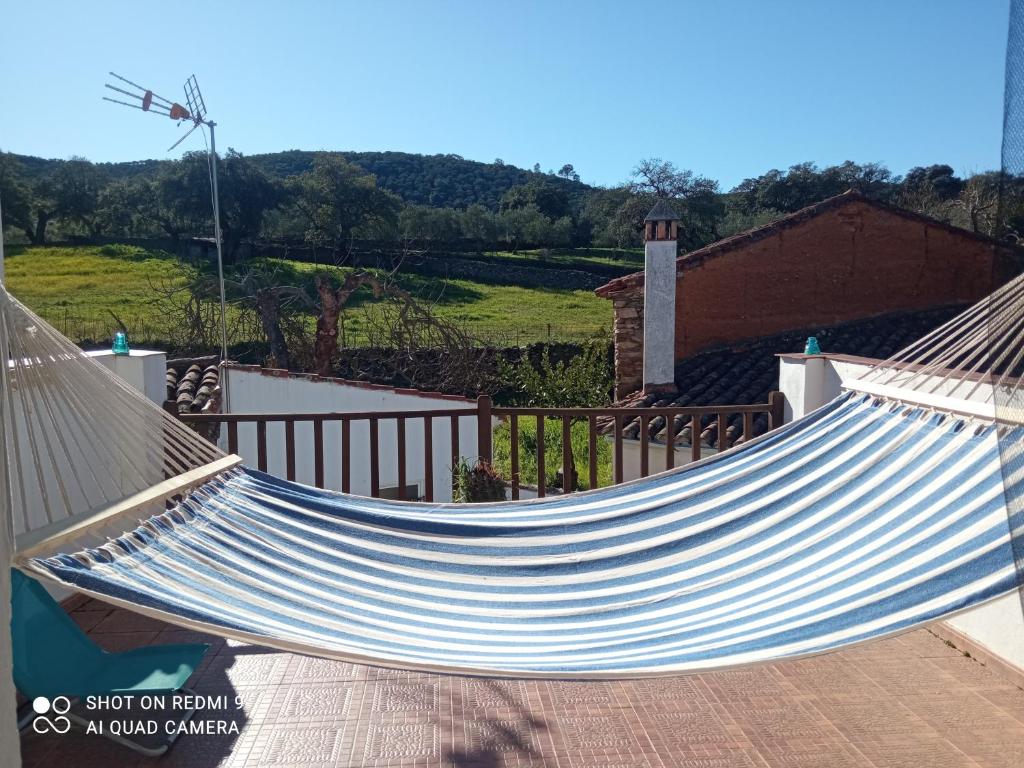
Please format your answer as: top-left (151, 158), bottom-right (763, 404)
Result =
top-left (642, 200), bottom-right (679, 393)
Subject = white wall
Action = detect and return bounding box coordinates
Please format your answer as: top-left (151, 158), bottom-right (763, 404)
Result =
top-left (223, 366), bottom-right (489, 502)
top-left (85, 349), bottom-right (167, 405)
top-left (619, 438), bottom-right (718, 482)
top-left (642, 239), bottom-right (677, 389)
top-left (778, 352), bottom-right (1024, 675)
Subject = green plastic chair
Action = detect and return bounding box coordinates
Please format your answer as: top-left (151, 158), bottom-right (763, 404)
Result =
top-left (11, 569), bottom-right (210, 756)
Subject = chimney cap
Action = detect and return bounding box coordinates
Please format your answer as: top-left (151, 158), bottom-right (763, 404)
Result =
top-left (644, 199), bottom-right (681, 222)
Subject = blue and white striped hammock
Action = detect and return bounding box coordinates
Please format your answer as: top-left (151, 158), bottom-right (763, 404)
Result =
top-left (21, 391), bottom-right (1024, 678)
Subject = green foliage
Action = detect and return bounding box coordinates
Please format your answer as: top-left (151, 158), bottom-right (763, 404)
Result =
top-left (732, 160), bottom-right (895, 214)
top-left (8, 148), bottom-right (1019, 259)
top-left (399, 205), bottom-right (463, 242)
top-left (289, 154), bottom-right (401, 249)
top-left (215, 150), bottom-right (590, 211)
top-left (0, 153), bottom-right (33, 240)
top-left (453, 459), bottom-right (508, 502)
top-left (217, 150), bottom-right (286, 256)
top-left (500, 343), bottom-right (612, 408)
top-left (492, 418), bottom-right (612, 491)
top-left (500, 180), bottom-right (573, 220)
top-left (717, 206), bottom-right (785, 239)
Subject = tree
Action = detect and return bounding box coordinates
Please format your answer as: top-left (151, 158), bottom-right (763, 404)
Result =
top-left (217, 150), bottom-right (285, 259)
top-left (7, 157), bottom-right (109, 244)
top-left (52, 158), bottom-right (109, 236)
top-left (624, 159), bottom-right (722, 250)
top-left (732, 160), bottom-right (896, 215)
top-left (581, 186), bottom-right (637, 249)
top-left (95, 179), bottom-right (147, 236)
top-left (147, 153), bottom-right (217, 242)
top-left (0, 153), bottom-right (33, 241)
top-left (459, 204), bottom-right (499, 244)
top-left (231, 268), bottom-right (310, 369)
top-left (498, 205), bottom-right (548, 251)
top-left (558, 164), bottom-right (580, 182)
top-left (500, 180), bottom-right (572, 220)
top-left (291, 154), bottom-right (401, 256)
top-left (952, 172), bottom-right (1001, 235)
top-left (630, 158), bottom-right (718, 200)
top-left (902, 165), bottom-right (963, 201)
top-left (399, 205), bottom-right (462, 244)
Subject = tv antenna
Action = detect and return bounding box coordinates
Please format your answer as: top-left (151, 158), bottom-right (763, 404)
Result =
top-left (103, 72), bottom-right (230, 370)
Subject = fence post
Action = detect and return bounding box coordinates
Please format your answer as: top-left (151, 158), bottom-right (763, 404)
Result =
top-left (768, 391), bottom-right (786, 430)
top-left (477, 395), bottom-right (493, 465)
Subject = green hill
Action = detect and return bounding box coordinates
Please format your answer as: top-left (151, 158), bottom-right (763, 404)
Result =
top-left (8, 150), bottom-right (592, 211)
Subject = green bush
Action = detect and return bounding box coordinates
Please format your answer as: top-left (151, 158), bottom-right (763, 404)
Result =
top-left (499, 342), bottom-right (612, 408)
top-left (493, 417), bottom-right (612, 492)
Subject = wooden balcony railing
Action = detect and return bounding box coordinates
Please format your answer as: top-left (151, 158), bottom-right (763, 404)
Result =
top-left (176, 392), bottom-right (784, 501)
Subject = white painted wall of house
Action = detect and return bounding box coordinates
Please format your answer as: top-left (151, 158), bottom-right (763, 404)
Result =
top-left (223, 367), bottom-right (491, 502)
top-left (617, 439), bottom-right (718, 483)
top-left (779, 353), bottom-right (1024, 674)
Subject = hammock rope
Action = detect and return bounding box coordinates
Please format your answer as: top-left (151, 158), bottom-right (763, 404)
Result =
top-left (0, 274), bottom-right (1022, 678)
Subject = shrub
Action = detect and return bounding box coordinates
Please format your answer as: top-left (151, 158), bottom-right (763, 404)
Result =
top-left (499, 342), bottom-right (612, 408)
top-left (453, 459), bottom-right (508, 503)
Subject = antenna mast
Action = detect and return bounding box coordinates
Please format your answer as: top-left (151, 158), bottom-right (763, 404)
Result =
top-left (103, 72), bottom-right (230, 376)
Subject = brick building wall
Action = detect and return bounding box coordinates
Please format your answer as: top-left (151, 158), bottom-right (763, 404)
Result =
top-left (597, 193), bottom-right (1020, 399)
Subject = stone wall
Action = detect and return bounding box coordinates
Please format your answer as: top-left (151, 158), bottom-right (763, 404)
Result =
top-left (611, 295), bottom-right (643, 399)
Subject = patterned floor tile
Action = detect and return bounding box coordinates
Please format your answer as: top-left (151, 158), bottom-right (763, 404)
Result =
top-left (549, 711), bottom-right (651, 761)
top-left (371, 680), bottom-right (440, 713)
top-left (360, 721), bottom-right (441, 763)
top-left (854, 737), bottom-right (980, 768)
top-left (257, 726), bottom-right (347, 767)
top-left (199, 650), bottom-right (291, 687)
top-left (459, 679), bottom-right (530, 710)
top-left (700, 669), bottom-right (795, 702)
top-left (286, 654), bottom-right (360, 683)
top-left (21, 611), bottom-right (1024, 768)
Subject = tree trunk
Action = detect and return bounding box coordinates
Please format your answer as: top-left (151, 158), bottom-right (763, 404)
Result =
top-left (254, 291), bottom-right (290, 370)
top-left (312, 273), bottom-right (385, 377)
top-left (32, 211), bottom-right (50, 245)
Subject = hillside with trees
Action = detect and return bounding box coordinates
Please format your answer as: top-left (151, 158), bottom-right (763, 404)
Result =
top-left (2, 148), bottom-right (1021, 259)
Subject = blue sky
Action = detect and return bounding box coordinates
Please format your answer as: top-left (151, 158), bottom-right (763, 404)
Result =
top-left (0, 1), bottom-right (1010, 190)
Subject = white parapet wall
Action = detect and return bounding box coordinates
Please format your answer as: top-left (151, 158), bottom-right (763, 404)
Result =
top-left (778, 351), bottom-right (1024, 676)
top-left (223, 365), bottom-right (492, 502)
top-left (84, 349), bottom-right (167, 406)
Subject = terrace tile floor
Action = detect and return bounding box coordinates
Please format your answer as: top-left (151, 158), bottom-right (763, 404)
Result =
top-left (18, 596), bottom-right (1024, 767)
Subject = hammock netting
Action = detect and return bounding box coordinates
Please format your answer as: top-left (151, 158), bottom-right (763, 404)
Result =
top-left (1, 273), bottom-right (1022, 677)
top-left (1000, 0), bottom-right (1024, 622)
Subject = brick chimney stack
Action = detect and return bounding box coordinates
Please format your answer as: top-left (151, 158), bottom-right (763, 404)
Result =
top-left (642, 200), bottom-right (679, 393)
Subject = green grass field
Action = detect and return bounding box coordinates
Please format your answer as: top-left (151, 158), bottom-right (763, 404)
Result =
top-left (485, 247), bottom-right (643, 272)
top-left (3, 245), bottom-right (613, 347)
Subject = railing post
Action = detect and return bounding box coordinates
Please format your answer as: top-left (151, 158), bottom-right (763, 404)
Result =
top-left (477, 395), bottom-right (493, 464)
top-left (768, 391), bottom-right (786, 430)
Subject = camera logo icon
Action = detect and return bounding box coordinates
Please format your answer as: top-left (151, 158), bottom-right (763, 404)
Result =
top-left (31, 696), bottom-right (71, 735)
